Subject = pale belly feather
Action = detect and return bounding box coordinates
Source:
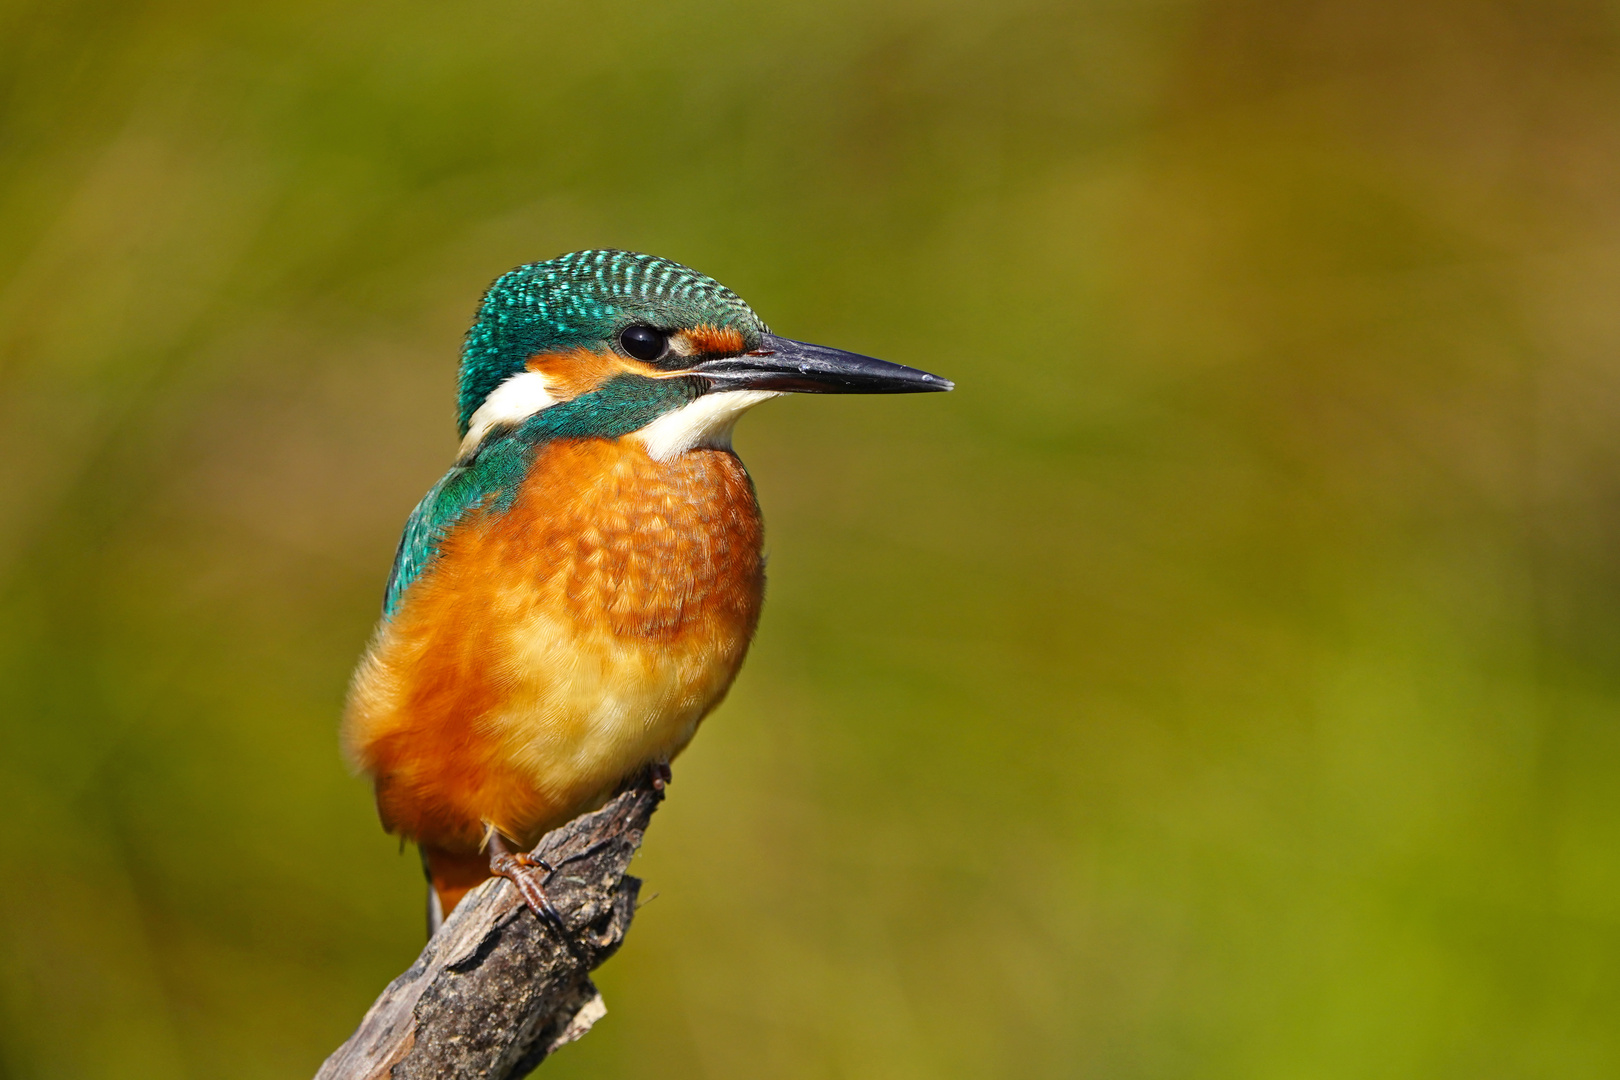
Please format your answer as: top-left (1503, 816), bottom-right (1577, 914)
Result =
top-left (488, 603), bottom-right (743, 820)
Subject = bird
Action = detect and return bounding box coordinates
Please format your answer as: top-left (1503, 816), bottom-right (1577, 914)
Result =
top-left (343, 249), bottom-right (951, 932)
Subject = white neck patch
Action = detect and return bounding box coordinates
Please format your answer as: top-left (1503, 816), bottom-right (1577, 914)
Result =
top-left (459, 371), bottom-right (559, 459)
top-left (632, 389), bottom-right (781, 461)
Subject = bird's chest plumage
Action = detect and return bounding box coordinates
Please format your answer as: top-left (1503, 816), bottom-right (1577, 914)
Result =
top-left (345, 438), bottom-right (764, 850)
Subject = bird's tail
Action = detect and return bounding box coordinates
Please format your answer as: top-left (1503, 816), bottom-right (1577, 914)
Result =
top-left (419, 845), bottom-right (492, 936)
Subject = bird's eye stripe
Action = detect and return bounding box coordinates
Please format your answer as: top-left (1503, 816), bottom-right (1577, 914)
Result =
top-left (683, 325), bottom-right (747, 356)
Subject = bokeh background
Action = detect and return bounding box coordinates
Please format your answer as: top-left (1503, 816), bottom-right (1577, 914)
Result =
top-left (4, 0), bottom-right (1620, 1076)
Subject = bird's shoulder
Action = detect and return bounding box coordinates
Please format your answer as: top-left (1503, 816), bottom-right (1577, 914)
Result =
top-left (381, 432), bottom-right (536, 618)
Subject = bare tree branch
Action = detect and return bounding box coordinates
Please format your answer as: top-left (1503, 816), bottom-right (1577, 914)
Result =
top-left (316, 770), bottom-right (665, 1079)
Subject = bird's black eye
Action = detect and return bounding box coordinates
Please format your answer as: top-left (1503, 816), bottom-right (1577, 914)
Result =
top-left (619, 325), bottom-right (668, 361)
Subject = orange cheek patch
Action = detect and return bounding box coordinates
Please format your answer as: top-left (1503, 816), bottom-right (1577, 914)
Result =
top-left (526, 347), bottom-right (660, 399)
top-left (681, 324), bottom-right (746, 356)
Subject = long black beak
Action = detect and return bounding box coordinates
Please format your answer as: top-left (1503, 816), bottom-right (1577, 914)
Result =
top-left (692, 332), bottom-right (953, 394)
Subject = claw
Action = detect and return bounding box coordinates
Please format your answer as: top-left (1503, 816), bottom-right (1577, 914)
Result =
top-left (489, 849), bottom-right (567, 932)
top-left (485, 831), bottom-right (572, 938)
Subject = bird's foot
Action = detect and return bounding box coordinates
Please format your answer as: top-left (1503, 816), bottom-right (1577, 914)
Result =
top-left (651, 760), bottom-right (672, 791)
top-left (488, 839), bottom-right (567, 934)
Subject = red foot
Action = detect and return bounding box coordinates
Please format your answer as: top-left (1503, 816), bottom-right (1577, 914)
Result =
top-left (651, 761), bottom-right (672, 791)
top-left (488, 844), bottom-right (566, 933)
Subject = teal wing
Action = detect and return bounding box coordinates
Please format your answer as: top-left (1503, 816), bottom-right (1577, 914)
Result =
top-left (380, 436), bottom-right (534, 618)
top-left (379, 374), bottom-right (703, 617)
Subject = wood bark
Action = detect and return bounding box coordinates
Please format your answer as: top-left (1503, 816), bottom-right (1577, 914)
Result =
top-left (315, 770), bottom-right (664, 1079)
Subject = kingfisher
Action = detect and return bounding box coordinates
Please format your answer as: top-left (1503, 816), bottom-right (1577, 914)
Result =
top-left (344, 250), bottom-right (951, 931)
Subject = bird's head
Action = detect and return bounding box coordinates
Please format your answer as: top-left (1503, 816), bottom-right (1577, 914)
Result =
top-left (456, 250), bottom-right (951, 460)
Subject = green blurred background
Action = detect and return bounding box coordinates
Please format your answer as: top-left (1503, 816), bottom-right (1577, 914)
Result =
top-left (3, 0), bottom-right (1619, 1076)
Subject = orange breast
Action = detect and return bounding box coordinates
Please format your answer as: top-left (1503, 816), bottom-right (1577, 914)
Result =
top-left (343, 437), bottom-right (765, 854)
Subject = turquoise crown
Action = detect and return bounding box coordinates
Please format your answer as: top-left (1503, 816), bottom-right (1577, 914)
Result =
top-left (457, 249), bottom-right (765, 435)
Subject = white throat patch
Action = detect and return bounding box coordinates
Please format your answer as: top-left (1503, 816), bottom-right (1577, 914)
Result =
top-left (632, 390), bottom-right (781, 461)
top-left (458, 371), bottom-right (558, 459)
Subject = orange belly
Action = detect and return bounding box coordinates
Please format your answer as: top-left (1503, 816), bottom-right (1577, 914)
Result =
top-left (343, 437), bottom-right (765, 866)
